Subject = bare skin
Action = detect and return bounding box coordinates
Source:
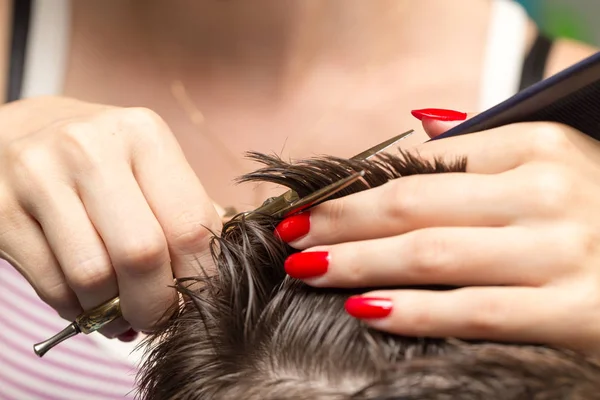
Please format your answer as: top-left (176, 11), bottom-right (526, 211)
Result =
top-left (0, 0), bottom-right (597, 340)
top-left (61, 0), bottom-right (495, 209)
top-left (61, 1), bottom-right (596, 211)
top-left (282, 117), bottom-right (600, 356)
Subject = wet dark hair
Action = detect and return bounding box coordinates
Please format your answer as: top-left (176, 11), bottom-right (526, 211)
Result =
top-left (137, 151), bottom-right (600, 399)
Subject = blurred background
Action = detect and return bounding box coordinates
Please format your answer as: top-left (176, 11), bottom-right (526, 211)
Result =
top-left (517, 0), bottom-right (600, 45)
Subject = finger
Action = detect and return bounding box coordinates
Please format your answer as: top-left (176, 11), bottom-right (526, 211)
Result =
top-left (31, 186), bottom-right (116, 309)
top-left (0, 201), bottom-right (81, 321)
top-left (279, 170), bottom-right (531, 248)
top-left (345, 287), bottom-right (582, 348)
top-left (9, 164), bottom-right (130, 337)
top-left (412, 120), bottom-right (588, 174)
top-left (411, 108), bottom-right (468, 123)
top-left (116, 328), bottom-right (139, 342)
top-left (413, 113), bottom-right (477, 139)
top-left (29, 185), bottom-right (132, 337)
top-left (125, 109), bottom-right (221, 279)
top-left (288, 226), bottom-right (568, 288)
top-left (77, 161), bottom-right (176, 332)
top-left (422, 119), bottom-right (465, 139)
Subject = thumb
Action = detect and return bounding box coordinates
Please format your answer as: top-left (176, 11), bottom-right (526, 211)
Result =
top-left (411, 108), bottom-right (476, 139)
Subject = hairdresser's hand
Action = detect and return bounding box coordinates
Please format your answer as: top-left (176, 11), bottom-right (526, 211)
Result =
top-left (275, 110), bottom-right (600, 355)
top-left (0, 96), bottom-right (221, 339)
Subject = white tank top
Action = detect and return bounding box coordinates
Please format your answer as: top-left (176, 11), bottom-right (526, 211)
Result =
top-left (1, 1), bottom-right (531, 399)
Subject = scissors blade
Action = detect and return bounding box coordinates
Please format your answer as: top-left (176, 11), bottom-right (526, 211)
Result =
top-left (246, 130), bottom-right (414, 219)
top-left (350, 129), bottom-right (414, 161)
top-left (273, 170), bottom-right (365, 219)
top-left (32, 131), bottom-right (415, 355)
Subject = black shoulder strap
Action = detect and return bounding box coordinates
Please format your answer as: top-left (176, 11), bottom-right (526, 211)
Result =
top-left (6, 0), bottom-right (32, 102)
top-left (519, 33), bottom-right (553, 91)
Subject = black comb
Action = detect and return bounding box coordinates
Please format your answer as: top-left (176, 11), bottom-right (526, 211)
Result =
top-left (431, 51), bottom-right (600, 141)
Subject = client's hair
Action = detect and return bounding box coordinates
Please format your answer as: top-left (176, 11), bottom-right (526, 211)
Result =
top-left (137, 151), bottom-right (600, 399)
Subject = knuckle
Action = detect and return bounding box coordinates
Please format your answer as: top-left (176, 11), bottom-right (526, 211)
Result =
top-left (527, 123), bottom-right (572, 160)
top-left (106, 107), bottom-right (171, 147)
top-left (467, 295), bottom-right (505, 333)
top-left (66, 254), bottom-right (115, 293)
top-left (5, 141), bottom-right (58, 197)
top-left (123, 107), bottom-right (161, 123)
top-left (61, 120), bottom-right (94, 142)
top-left (118, 107), bottom-right (165, 134)
top-left (385, 179), bottom-right (419, 222)
top-left (60, 121), bottom-right (96, 151)
top-left (320, 198), bottom-right (348, 237)
top-left (165, 211), bottom-right (215, 252)
top-left (57, 122), bottom-right (106, 169)
top-left (528, 165), bottom-right (574, 215)
top-left (581, 283), bottom-right (600, 311)
top-left (341, 247), bottom-right (367, 286)
top-left (5, 139), bottom-right (50, 178)
top-left (3, 138), bottom-right (26, 166)
top-left (406, 231), bottom-right (454, 279)
top-left (402, 307), bottom-right (435, 333)
top-left (115, 234), bottom-right (169, 273)
top-left (37, 280), bottom-right (80, 318)
top-left (169, 224), bottom-right (213, 252)
top-left (565, 225), bottom-right (600, 267)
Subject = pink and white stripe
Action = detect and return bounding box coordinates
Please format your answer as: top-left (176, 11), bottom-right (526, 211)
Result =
top-left (0, 260), bottom-right (139, 400)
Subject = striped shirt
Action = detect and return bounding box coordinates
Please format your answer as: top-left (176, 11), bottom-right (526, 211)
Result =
top-left (0, 260), bottom-right (140, 400)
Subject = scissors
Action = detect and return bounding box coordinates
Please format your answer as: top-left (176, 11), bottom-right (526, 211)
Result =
top-left (33, 129), bottom-right (414, 357)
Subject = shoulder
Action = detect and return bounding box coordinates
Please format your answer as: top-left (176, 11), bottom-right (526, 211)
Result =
top-left (522, 12), bottom-right (597, 80)
top-left (545, 37), bottom-right (598, 77)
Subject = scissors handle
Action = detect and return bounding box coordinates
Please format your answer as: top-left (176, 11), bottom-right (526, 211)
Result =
top-left (431, 51), bottom-right (600, 142)
top-left (33, 297), bottom-right (122, 357)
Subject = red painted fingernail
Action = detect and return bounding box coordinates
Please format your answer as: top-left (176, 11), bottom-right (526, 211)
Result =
top-left (345, 297), bottom-right (393, 319)
top-left (284, 251), bottom-right (329, 279)
top-left (275, 212), bottom-right (311, 243)
top-left (411, 108), bottom-right (467, 121)
top-left (117, 329), bottom-right (139, 342)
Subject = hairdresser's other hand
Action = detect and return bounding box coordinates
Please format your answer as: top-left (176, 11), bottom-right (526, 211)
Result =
top-left (275, 109), bottom-right (600, 355)
top-left (0, 96), bottom-right (221, 338)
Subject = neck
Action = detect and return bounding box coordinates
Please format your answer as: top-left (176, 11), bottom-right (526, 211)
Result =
top-left (136, 0), bottom-right (490, 82)
top-left (74, 0), bottom-right (493, 105)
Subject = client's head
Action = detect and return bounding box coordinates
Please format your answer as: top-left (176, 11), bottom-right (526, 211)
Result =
top-left (137, 151), bottom-right (600, 399)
